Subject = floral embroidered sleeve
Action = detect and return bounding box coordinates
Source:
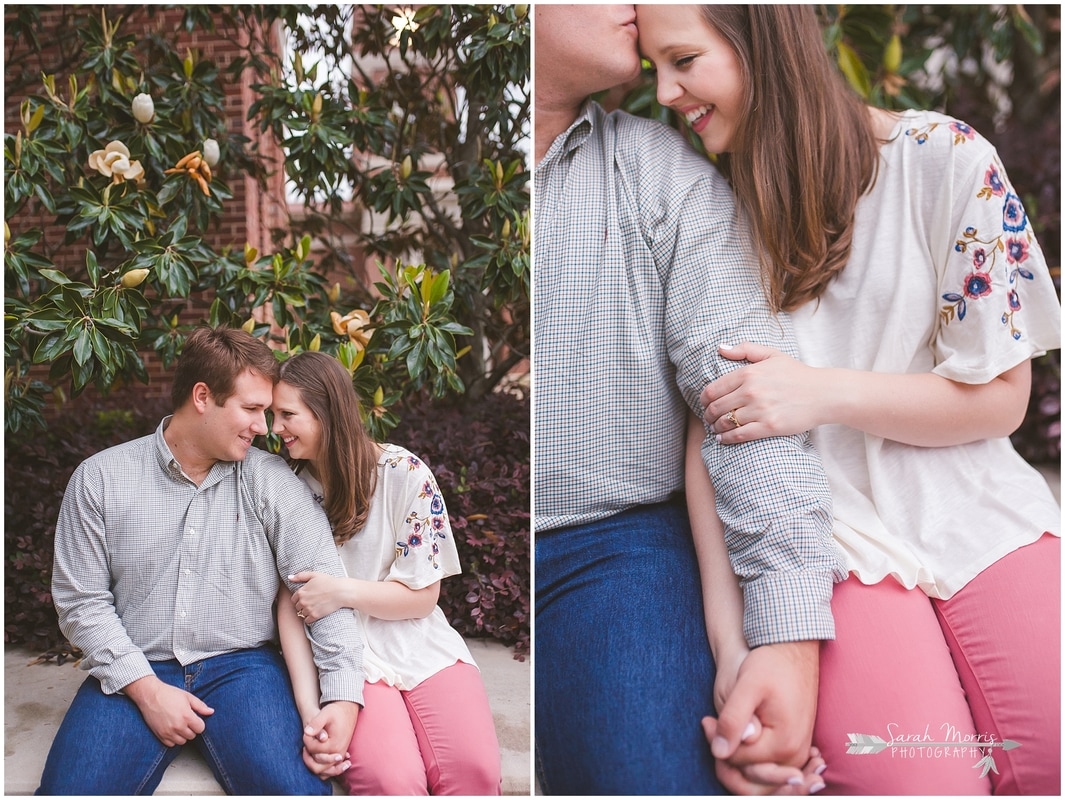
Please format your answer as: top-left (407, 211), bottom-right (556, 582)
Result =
top-left (383, 451), bottom-right (462, 589)
top-left (928, 125), bottom-right (1060, 383)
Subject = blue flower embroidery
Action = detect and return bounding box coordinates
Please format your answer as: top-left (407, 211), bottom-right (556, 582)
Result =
top-left (942, 156), bottom-right (1039, 340)
top-left (1002, 193), bottom-right (1027, 232)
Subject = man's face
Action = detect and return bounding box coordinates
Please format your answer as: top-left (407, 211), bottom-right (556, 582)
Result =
top-left (535, 4), bottom-right (641, 96)
top-left (200, 369), bottom-right (274, 463)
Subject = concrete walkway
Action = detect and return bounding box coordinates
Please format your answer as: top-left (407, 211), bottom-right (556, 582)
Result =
top-left (4, 638), bottom-right (531, 795)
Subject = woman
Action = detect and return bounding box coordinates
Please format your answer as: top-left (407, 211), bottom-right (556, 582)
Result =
top-left (638, 5), bottom-right (1060, 795)
top-left (271, 351), bottom-right (501, 795)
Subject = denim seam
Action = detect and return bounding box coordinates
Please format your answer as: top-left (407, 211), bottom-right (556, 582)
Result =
top-left (134, 745), bottom-right (176, 794)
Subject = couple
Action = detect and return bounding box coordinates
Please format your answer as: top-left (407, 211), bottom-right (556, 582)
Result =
top-left (38, 326), bottom-right (501, 795)
top-left (535, 4), bottom-right (1060, 796)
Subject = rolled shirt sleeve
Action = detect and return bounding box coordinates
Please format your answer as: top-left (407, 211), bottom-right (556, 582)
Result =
top-left (618, 114), bottom-right (848, 646)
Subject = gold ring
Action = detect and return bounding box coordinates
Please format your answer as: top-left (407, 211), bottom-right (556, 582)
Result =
top-left (297, 610), bottom-right (306, 619)
top-left (725, 409), bottom-right (742, 429)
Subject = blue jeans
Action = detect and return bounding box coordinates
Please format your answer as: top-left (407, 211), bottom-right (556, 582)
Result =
top-left (534, 498), bottom-right (724, 795)
top-left (36, 646), bottom-right (330, 796)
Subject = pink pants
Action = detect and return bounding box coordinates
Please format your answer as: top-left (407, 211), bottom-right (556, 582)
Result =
top-left (338, 661), bottom-right (502, 796)
top-left (814, 534), bottom-right (1060, 795)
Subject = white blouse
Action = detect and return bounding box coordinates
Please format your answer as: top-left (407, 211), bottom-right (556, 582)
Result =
top-left (790, 109), bottom-right (1061, 599)
top-left (299, 444), bottom-right (475, 689)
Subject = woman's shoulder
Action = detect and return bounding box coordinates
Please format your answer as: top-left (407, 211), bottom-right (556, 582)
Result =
top-left (377, 444), bottom-right (432, 475)
top-left (891, 108), bottom-right (997, 162)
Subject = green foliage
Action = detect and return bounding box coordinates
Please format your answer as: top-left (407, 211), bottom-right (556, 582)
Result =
top-left (250, 4), bottom-right (530, 401)
top-left (4, 4), bottom-right (530, 434)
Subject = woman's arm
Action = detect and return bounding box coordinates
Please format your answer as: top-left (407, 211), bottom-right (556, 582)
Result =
top-left (685, 411), bottom-right (748, 707)
top-left (686, 412), bottom-right (826, 793)
top-left (288, 572), bottom-right (441, 624)
top-left (701, 343), bottom-right (1031, 447)
top-left (277, 585), bottom-right (322, 723)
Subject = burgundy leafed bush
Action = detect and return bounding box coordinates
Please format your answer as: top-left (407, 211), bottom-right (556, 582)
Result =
top-left (389, 392), bottom-right (531, 659)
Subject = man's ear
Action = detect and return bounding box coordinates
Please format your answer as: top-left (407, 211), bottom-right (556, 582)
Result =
top-left (191, 382), bottom-right (213, 414)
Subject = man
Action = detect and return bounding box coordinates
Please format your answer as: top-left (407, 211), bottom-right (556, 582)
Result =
top-left (37, 326), bottom-right (361, 795)
top-left (533, 5), bottom-right (846, 795)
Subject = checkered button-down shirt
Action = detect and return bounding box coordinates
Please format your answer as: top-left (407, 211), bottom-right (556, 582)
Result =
top-left (51, 418), bottom-right (365, 705)
top-left (534, 102), bottom-right (846, 645)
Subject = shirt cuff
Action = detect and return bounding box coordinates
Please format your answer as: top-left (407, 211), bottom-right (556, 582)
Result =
top-left (742, 569), bottom-right (838, 647)
top-left (319, 669), bottom-right (366, 708)
top-left (98, 651), bottom-right (156, 696)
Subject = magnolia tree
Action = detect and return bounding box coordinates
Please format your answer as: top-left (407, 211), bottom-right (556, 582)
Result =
top-left (4, 4), bottom-right (529, 439)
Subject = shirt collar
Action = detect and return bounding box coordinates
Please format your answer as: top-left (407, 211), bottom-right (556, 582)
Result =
top-left (153, 415), bottom-right (235, 485)
top-left (537, 99), bottom-right (599, 172)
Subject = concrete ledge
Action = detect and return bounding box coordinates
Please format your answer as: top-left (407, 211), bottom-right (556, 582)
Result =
top-left (5, 638), bottom-right (530, 795)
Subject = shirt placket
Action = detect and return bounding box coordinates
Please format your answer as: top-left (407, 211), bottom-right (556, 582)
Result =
top-left (173, 487), bottom-right (210, 663)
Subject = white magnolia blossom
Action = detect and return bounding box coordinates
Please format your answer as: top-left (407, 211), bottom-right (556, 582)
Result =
top-left (202, 138), bottom-right (220, 168)
top-left (131, 93), bottom-right (155, 124)
top-left (87, 140), bottom-right (145, 185)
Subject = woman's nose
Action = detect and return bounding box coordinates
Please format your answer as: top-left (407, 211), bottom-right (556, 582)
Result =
top-left (656, 71), bottom-right (683, 106)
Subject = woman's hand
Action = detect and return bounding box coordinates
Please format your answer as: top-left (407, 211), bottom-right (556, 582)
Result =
top-left (289, 571), bottom-right (348, 623)
top-left (701, 343), bottom-right (828, 445)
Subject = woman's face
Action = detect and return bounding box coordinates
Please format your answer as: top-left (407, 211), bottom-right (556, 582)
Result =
top-left (271, 380), bottom-right (323, 464)
top-left (636, 4), bottom-right (745, 154)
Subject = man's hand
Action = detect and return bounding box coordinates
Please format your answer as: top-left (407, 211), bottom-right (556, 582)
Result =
top-left (123, 674), bottom-right (215, 747)
top-left (710, 641), bottom-right (821, 792)
top-left (301, 701), bottom-right (359, 778)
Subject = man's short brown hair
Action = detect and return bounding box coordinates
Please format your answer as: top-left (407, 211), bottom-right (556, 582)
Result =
top-left (170, 326), bottom-right (281, 410)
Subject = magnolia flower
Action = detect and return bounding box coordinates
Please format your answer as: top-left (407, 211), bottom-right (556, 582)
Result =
top-left (202, 138), bottom-right (220, 168)
top-left (120, 268), bottom-right (150, 288)
top-left (330, 309), bottom-right (373, 350)
top-left (131, 93), bottom-right (155, 124)
top-left (87, 141), bottom-right (145, 185)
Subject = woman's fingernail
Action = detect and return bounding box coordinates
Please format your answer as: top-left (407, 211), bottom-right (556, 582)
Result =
top-left (815, 763), bottom-right (828, 775)
top-left (810, 781), bottom-right (826, 794)
top-left (340, 761), bottom-right (351, 772)
top-left (304, 725), bottom-right (315, 736)
top-left (711, 736), bottom-right (729, 758)
top-left (715, 434), bottom-right (722, 443)
top-left (787, 776), bottom-right (803, 787)
top-left (741, 721), bottom-right (757, 742)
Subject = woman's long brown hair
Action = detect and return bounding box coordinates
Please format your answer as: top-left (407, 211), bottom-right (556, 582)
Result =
top-left (703, 5), bottom-right (882, 311)
top-left (278, 351), bottom-right (378, 544)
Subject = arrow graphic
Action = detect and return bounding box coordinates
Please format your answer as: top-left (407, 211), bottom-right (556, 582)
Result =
top-left (846, 733), bottom-right (1021, 775)
top-left (845, 734), bottom-right (1021, 755)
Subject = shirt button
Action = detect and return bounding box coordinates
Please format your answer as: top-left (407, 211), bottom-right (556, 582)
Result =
top-left (180, 612), bottom-right (187, 618)
top-left (184, 569), bottom-right (191, 576)
top-left (187, 528), bottom-right (197, 537)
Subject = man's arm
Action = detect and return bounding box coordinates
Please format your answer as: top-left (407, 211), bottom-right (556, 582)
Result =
top-left (259, 459), bottom-right (366, 708)
top-left (51, 461), bottom-right (156, 693)
top-left (655, 157), bottom-right (845, 647)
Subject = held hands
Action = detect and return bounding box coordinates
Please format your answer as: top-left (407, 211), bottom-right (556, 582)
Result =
top-left (124, 675), bottom-right (215, 747)
top-left (289, 571), bottom-right (345, 623)
top-left (711, 642), bottom-right (826, 794)
top-left (302, 701), bottom-right (359, 779)
top-left (702, 344), bottom-right (826, 444)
